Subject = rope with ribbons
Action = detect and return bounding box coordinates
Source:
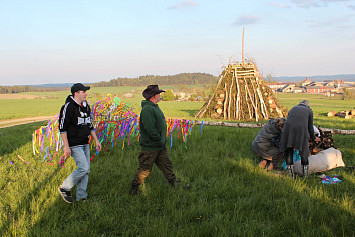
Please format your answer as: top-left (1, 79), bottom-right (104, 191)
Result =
top-left (32, 96), bottom-right (200, 167)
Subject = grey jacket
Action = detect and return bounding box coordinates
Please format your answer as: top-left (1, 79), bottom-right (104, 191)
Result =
top-left (252, 119), bottom-right (282, 160)
top-left (280, 103), bottom-right (316, 158)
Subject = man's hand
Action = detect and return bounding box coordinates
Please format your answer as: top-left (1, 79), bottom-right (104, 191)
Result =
top-left (64, 146), bottom-right (71, 157)
top-left (96, 141), bottom-right (102, 152)
top-left (315, 137), bottom-right (321, 142)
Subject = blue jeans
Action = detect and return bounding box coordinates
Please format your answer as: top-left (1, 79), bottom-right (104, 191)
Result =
top-left (61, 144), bottom-right (90, 201)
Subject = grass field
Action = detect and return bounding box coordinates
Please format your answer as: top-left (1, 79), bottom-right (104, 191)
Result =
top-left (1, 87), bottom-right (355, 130)
top-left (0, 121), bottom-right (354, 236)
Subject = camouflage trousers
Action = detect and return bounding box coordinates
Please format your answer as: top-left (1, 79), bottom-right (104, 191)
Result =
top-left (131, 148), bottom-right (176, 185)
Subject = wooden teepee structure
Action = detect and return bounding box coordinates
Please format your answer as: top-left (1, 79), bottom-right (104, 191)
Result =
top-left (195, 28), bottom-right (285, 121)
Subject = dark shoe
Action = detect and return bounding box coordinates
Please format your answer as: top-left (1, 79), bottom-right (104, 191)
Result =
top-left (259, 160), bottom-right (267, 169)
top-left (168, 179), bottom-right (176, 188)
top-left (129, 184), bottom-right (141, 195)
top-left (58, 186), bottom-right (73, 204)
top-left (303, 165), bottom-right (309, 178)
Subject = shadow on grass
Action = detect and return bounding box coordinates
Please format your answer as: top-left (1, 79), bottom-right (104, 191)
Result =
top-left (180, 109), bottom-right (199, 117)
top-left (0, 121), bottom-right (46, 157)
top-left (221, 157), bottom-right (353, 235)
top-left (0, 165), bottom-right (63, 235)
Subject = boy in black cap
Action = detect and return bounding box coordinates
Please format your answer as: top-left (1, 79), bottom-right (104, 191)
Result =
top-left (129, 85), bottom-right (176, 195)
top-left (58, 83), bottom-right (102, 203)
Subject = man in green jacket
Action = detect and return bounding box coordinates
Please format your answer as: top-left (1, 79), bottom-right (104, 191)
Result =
top-left (129, 85), bottom-right (176, 195)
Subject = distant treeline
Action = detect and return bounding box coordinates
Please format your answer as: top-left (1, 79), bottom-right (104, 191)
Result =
top-left (0, 86), bottom-right (60, 94)
top-left (93, 73), bottom-right (218, 87)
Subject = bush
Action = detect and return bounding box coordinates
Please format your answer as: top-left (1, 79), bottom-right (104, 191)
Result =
top-left (341, 88), bottom-right (355, 100)
top-left (189, 94), bottom-right (197, 101)
top-left (162, 89), bottom-right (175, 101)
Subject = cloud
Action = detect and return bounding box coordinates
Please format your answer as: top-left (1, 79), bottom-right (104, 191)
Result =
top-left (348, 4), bottom-right (355, 10)
top-left (169, 1), bottom-right (199, 10)
top-left (268, 2), bottom-right (291, 8)
top-left (291, 0), bottom-right (351, 8)
top-left (291, 0), bottom-right (320, 8)
top-left (306, 15), bottom-right (353, 28)
top-left (234, 16), bottom-right (261, 26)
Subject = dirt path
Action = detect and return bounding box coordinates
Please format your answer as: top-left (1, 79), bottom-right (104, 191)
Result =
top-left (0, 116), bottom-right (54, 128)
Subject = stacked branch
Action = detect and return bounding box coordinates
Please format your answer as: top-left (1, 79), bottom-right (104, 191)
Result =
top-left (309, 127), bottom-right (337, 155)
top-left (195, 62), bottom-right (285, 121)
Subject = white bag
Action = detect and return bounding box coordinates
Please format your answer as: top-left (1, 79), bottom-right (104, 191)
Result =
top-left (294, 148), bottom-right (345, 176)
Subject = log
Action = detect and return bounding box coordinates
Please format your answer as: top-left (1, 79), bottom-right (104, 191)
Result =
top-left (193, 121), bottom-right (355, 135)
top-left (327, 111), bottom-right (337, 117)
top-left (245, 85), bottom-right (252, 120)
top-left (228, 74), bottom-right (233, 120)
top-left (223, 83), bottom-right (228, 120)
top-left (243, 78), bottom-right (258, 121)
top-left (234, 70), bottom-right (241, 120)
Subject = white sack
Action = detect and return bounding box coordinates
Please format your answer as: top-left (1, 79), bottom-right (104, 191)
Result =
top-left (294, 148), bottom-right (345, 176)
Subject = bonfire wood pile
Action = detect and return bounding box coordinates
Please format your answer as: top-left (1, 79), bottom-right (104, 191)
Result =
top-left (327, 110), bottom-right (355, 119)
top-left (195, 62), bottom-right (285, 121)
top-left (309, 127), bottom-right (336, 155)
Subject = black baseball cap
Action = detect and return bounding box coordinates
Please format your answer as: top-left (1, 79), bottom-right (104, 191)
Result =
top-left (71, 83), bottom-right (90, 94)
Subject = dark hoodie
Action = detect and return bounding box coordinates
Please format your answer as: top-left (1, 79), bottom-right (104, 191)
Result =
top-left (252, 119), bottom-right (282, 160)
top-left (59, 95), bottom-right (94, 147)
top-left (139, 100), bottom-right (167, 151)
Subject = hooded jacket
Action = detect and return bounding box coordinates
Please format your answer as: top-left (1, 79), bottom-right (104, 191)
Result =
top-left (280, 102), bottom-right (316, 158)
top-left (139, 100), bottom-right (167, 151)
top-left (59, 95), bottom-right (94, 147)
top-left (252, 119), bottom-right (282, 160)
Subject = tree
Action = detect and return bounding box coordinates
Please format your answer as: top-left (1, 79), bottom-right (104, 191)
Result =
top-left (342, 88), bottom-right (355, 100)
top-left (162, 89), bottom-right (174, 101)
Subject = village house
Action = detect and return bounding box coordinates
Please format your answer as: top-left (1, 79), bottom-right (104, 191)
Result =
top-left (266, 77), bottom-right (354, 94)
top-left (301, 77), bottom-right (312, 87)
top-left (278, 84), bottom-right (295, 93)
top-left (293, 86), bottom-right (306, 93)
top-left (266, 82), bottom-right (290, 91)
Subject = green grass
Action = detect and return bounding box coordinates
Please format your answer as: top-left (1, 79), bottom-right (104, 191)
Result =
top-left (0, 122), bottom-right (354, 236)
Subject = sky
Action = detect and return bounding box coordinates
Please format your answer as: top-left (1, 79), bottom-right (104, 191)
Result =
top-left (0, 0), bottom-right (355, 86)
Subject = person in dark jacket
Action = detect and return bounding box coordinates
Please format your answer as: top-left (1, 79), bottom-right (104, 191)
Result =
top-left (280, 100), bottom-right (321, 178)
top-left (129, 85), bottom-right (176, 195)
top-left (57, 83), bottom-right (101, 203)
top-left (252, 117), bottom-right (286, 171)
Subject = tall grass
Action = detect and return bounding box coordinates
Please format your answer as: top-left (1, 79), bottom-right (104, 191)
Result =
top-left (0, 122), bottom-right (354, 236)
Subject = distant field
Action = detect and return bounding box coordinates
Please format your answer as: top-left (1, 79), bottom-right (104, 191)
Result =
top-left (0, 87), bottom-right (354, 129)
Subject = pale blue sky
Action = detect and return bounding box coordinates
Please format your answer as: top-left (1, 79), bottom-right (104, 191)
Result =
top-left (1, 0), bottom-right (354, 86)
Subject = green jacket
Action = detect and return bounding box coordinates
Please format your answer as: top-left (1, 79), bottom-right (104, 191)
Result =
top-left (139, 100), bottom-right (167, 151)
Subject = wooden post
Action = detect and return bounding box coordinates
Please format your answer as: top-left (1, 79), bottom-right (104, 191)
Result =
top-left (242, 26), bottom-right (245, 64)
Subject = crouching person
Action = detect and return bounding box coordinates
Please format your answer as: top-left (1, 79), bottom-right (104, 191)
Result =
top-left (129, 85), bottom-right (176, 195)
top-left (252, 117), bottom-right (286, 171)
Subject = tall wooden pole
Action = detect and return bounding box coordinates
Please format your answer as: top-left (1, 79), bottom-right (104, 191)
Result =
top-left (242, 26), bottom-right (245, 64)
